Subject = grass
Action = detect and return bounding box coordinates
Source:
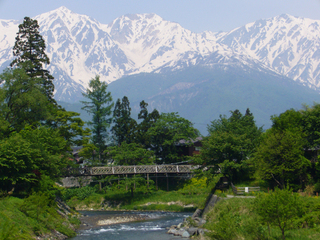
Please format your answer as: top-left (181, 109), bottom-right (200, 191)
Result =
top-left (0, 194), bottom-right (79, 239)
top-left (203, 194), bottom-right (320, 240)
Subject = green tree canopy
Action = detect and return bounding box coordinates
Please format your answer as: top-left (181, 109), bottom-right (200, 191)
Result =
top-left (254, 188), bottom-right (304, 239)
top-left (255, 109), bottom-right (310, 189)
top-left (301, 103), bottom-right (320, 149)
top-left (0, 68), bottom-right (52, 133)
top-left (81, 75), bottom-right (114, 162)
top-left (146, 112), bottom-right (199, 164)
top-left (0, 17), bottom-right (91, 195)
top-left (196, 109), bottom-right (263, 181)
top-left (0, 126), bottom-right (68, 192)
top-left (107, 142), bottom-right (154, 166)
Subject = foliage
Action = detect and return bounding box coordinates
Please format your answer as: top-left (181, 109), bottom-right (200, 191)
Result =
top-left (0, 126), bottom-right (68, 192)
top-left (62, 186), bottom-right (97, 201)
top-left (0, 195), bottom-right (77, 239)
top-left (177, 177), bottom-right (210, 196)
top-left (205, 198), bottom-right (265, 240)
top-left (135, 101), bottom-right (160, 147)
top-left (196, 109), bottom-right (262, 181)
top-left (254, 188), bottom-right (304, 239)
top-left (301, 103), bottom-right (320, 148)
top-left (0, 16), bottom-right (90, 196)
top-left (47, 108), bottom-right (91, 152)
top-left (107, 142), bottom-right (154, 165)
top-left (111, 96), bottom-right (137, 145)
top-left (146, 112), bottom-right (200, 164)
top-left (0, 68), bottom-right (53, 132)
top-left (81, 75), bottom-right (114, 162)
top-left (254, 115), bottom-right (310, 189)
top-left (120, 175), bottom-right (147, 197)
top-left (10, 16), bottom-right (55, 102)
top-left (204, 193), bottom-right (320, 240)
top-left (64, 177), bottom-right (210, 211)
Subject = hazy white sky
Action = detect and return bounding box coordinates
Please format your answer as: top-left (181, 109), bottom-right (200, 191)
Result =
top-left (1, 0), bottom-right (320, 32)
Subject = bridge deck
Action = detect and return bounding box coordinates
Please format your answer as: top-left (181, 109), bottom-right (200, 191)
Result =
top-left (65, 165), bottom-right (196, 176)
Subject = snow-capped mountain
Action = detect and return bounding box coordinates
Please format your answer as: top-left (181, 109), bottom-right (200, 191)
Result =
top-left (217, 14), bottom-right (320, 89)
top-left (0, 6), bottom-right (320, 102)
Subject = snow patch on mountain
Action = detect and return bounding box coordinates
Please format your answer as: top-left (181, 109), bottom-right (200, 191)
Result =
top-left (1, 7), bottom-right (320, 102)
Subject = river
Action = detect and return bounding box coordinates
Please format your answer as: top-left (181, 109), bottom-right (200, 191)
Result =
top-left (70, 211), bottom-right (192, 240)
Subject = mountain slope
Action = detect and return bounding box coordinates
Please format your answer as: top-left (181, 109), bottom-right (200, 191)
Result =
top-left (108, 64), bottom-right (320, 134)
top-left (1, 7), bottom-right (320, 102)
top-left (217, 14), bottom-right (320, 89)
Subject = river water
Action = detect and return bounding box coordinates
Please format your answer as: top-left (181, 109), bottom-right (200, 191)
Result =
top-left (71, 211), bottom-right (192, 240)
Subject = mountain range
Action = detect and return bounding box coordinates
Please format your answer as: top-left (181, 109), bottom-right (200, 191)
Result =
top-left (1, 7), bottom-right (320, 134)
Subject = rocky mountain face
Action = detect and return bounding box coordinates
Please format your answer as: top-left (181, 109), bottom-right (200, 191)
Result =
top-left (1, 7), bottom-right (320, 103)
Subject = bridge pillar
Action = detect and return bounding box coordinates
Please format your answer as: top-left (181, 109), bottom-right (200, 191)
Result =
top-left (166, 173), bottom-right (169, 191)
top-left (126, 174), bottom-right (128, 191)
top-left (134, 174), bottom-right (136, 190)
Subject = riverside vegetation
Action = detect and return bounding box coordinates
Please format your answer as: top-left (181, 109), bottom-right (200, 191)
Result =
top-left (2, 15), bottom-right (320, 240)
top-left (204, 188), bottom-right (320, 240)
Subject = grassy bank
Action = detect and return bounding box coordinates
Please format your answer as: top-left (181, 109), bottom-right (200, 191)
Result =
top-left (0, 193), bottom-right (80, 239)
top-left (203, 193), bottom-right (320, 240)
top-left (62, 177), bottom-right (213, 212)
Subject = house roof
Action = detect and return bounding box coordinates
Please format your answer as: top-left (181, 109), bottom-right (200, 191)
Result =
top-left (177, 137), bottom-right (203, 145)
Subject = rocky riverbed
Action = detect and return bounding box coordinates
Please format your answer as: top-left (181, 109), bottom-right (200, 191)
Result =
top-left (78, 212), bottom-right (152, 230)
top-left (167, 208), bottom-right (208, 238)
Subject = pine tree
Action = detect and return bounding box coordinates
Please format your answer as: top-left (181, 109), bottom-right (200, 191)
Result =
top-left (10, 17), bottom-right (55, 102)
top-left (111, 96), bottom-right (137, 145)
top-left (136, 101), bottom-right (160, 147)
top-left (81, 75), bottom-right (114, 162)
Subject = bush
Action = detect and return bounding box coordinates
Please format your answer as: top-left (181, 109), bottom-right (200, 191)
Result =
top-left (254, 188), bottom-right (303, 239)
top-left (62, 186), bottom-right (97, 201)
top-left (178, 177), bottom-right (209, 195)
top-left (314, 182), bottom-right (320, 193)
top-left (205, 198), bottom-right (266, 240)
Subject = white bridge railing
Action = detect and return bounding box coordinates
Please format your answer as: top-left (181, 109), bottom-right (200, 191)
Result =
top-left (89, 165), bottom-right (196, 175)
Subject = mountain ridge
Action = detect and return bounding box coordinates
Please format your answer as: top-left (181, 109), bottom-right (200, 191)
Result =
top-left (1, 6), bottom-right (320, 102)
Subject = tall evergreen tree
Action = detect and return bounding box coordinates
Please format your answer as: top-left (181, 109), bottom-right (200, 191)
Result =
top-left (136, 100), bottom-right (160, 147)
top-left (10, 17), bottom-right (55, 102)
top-left (81, 75), bottom-right (114, 162)
top-left (111, 96), bottom-right (137, 145)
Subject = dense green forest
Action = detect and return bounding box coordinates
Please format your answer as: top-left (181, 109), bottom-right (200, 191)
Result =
top-left (1, 16), bottom-right (320, 239)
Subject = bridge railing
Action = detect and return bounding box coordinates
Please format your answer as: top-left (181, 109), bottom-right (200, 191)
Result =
top-left (62, 165), bottom-right (198, 176)
top-left (91, 165), bottom-right (195, 175)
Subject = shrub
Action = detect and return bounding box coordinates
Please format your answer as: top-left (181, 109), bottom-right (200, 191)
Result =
top-left (62, 186), bottom-right (97, 201)
top-left (254, 188), bottom-right (303, 239)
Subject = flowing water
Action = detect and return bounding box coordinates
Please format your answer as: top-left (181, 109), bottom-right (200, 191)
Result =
top-left (71, 211), bottom-right (192, 240)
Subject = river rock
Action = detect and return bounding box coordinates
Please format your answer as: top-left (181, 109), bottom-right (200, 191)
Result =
top-left (181, 230), bottom-right (190, 238)
top-left (168, 228), bottom-right (185, 236)
top-left (187, 227), bottom-right (199, 236)
top-left (193, 217), bottom-right (206, 226)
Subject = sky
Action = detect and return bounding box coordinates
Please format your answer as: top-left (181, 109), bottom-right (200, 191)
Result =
top-left (0, 0), bottom-right (320, 33)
